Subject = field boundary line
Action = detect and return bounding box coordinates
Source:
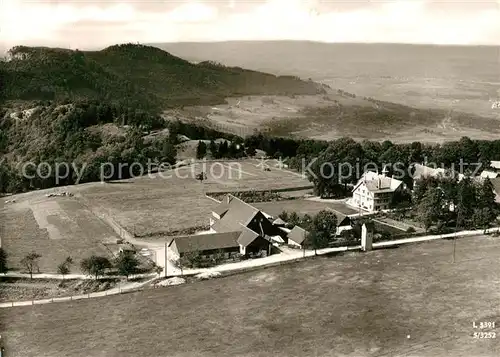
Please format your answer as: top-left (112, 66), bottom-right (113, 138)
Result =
top-left (0, 277), bottom-right (156, 308)
top-left (220, 163), bottom-right (258, 177)
top-left (205, 194), bottom-right (221, 203)
top-left (372, 218), bottom-right (408, 232)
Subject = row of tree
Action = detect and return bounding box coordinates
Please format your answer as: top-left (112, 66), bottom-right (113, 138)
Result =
top-left (196, 140), bottom-right (252, 160)
top-left (0, 249), bottom-right (159, 280)
top-left (413, 175), bottom-right (497, 232)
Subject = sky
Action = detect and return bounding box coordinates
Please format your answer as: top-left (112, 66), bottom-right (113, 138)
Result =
top-left (0, 0), bottom-right (499, 50)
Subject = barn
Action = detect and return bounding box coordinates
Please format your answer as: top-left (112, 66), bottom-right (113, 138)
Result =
top-left (168, 231), bottom-right (242, 258)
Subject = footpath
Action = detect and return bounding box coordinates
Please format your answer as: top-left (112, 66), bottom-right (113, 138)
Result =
top-left (1, 227), bottom-right (499, 308)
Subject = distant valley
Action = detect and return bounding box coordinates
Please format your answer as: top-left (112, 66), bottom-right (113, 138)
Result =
top-left (154, 41), bottom-right (500, 142)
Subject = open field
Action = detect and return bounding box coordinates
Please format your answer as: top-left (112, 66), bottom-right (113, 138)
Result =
top-left (0, 159), bottom-right (311, 272)
top-left (0, 277), bottom-right (119, 303)
top-left (169, 93), bottom-right (500, 144)
top-left (0, 199), bottom-right (115, 273)
top-left (73, 159), bottom-right (310, 237)
top-left (2, 235), bottom-right (500, 356)
top-left (253, 199), bottom-right (357, 218)
top-left (159, 42), bottom-right (500, 119)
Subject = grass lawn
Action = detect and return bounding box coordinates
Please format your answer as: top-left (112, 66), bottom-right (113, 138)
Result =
top-left (253, 199), bottom-right (358, 218)
top-left (328, 201), bottom-right (358, 215)
top-left (0, 199), bottom-right (116, 273)
top-left (76, 160), bottom-right (310, 236)
top-left (253, 199), bottom-right (334, 217)
top-left (2, 235), bottom-right (500, 357)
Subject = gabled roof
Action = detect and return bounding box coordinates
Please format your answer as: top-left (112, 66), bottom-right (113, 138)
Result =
top-left (169, 231), bottom-right (241, 254)
top-left (412, 164), bottom-right (447, 180)
top-left (325, 208), bottom-right (351, 227)
top-left (353, 171), bottom-right (402, 193)
top-left (481, 170), bottom-right (499, 179)
top-left (272, 217), bottom-right (286, 226)
top-left (237, 226), bottom-right (260, 247)
top-left (288, 226), bottom-right (308, 245)
top-left (491, 177), bottom-right (500, 198)
top-left (212, 203), bottom-right (229, 217)
top-left (490, 161), bottom-right (500, 170)
top-left (211, 195), bottom-right (260, 233)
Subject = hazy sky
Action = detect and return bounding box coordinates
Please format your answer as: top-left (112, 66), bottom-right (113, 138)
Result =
top-left (0, 0), bottom-right (499, 49)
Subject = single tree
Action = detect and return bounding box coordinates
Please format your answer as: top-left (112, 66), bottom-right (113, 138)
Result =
top-left (57, 262), bottom-right (70, 280)
top-left (80, 255), bottom-right (112, 280)
top-left (196, 141), bottom-right (207, 159)
top-left (115, 251), bottom-right (140, 280)
top-left (278, 211), bottom-right (289, 222)
top-left (477, 178), bottom-right (496, 211)
top-left (20, 252), bottom-right (42, 279)
top-left (312, 210), bottom-right (338, 238)
top-left (287, 211), bottom-right (301, 228)
top-left (305, 229), bottom-right (329, 255)
top-left (57, 256), bottom-right (73, 280)
top-left (208, 140), bottom-right (218, 158)
top-left (472, 207), bottom-right (497, 234)
top-left (245, 146), bottom-right (257, 157)
top-left (217, 140), bottom-right (229, 158)
top-left (0, 248), bottom-right (8, 275)
top-left (416, 187), bottom-right (443, 232)
top-left (456, 177), bottom-right (477, 229)
top-left (153, 264), bottom-right (163, 277)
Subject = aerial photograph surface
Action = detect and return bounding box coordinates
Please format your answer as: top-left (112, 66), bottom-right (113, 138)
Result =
top-left (0, 0), bottom-right (499, 356)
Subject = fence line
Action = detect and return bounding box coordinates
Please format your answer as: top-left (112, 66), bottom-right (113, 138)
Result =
top-left (205, 185), bottom-right (314, 197)
top-left (0, 282), bottom-right (151, 308)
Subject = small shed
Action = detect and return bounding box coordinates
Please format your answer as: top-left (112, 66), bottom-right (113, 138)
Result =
top-left (288, 226), bottom-right (309, 248)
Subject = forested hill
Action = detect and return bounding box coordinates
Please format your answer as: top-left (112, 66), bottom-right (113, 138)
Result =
top-left (0, 44), bottom-right (325, 109)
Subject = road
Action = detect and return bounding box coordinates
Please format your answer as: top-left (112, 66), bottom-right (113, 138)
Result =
top-left (2, 227), bottom-right (499, 308)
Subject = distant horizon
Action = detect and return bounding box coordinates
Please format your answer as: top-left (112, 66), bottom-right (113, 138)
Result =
top-left (3, 40), bottom-right (500, 54)
top-left (1, 1), bottom-right (498, 49)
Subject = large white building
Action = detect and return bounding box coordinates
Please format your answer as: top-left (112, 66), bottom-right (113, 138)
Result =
top-left (348, 168), bottom-right (403, 212)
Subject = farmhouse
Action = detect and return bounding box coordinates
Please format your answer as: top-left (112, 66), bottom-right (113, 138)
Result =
top-left (411, 164), bottom-right (447, 188)
top-left (207, 194), bottom-right (287, 255)
top-left (349, 168), bottom-right (403, 212)
top-left (412, 163), bottom-right (488, 187)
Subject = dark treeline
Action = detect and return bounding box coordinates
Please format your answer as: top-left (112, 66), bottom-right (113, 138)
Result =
top-left (248, 136), bottom-right (500, 198)
top-left (0, 101), bottom-right (176, 192)
top-left (410, 175), bottom-right (497, 233)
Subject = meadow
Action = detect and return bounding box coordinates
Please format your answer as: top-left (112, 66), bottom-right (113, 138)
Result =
top-left (0, 198), bottom-right (116, 273)
top-left (0, 159), bottom-right (311, 272)
top-left (253, 199), bottom-right (357, 218)
top-left (75, 159), bottom-right (310, 237)
top-left (1, 235), bottom-right (499, 357)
